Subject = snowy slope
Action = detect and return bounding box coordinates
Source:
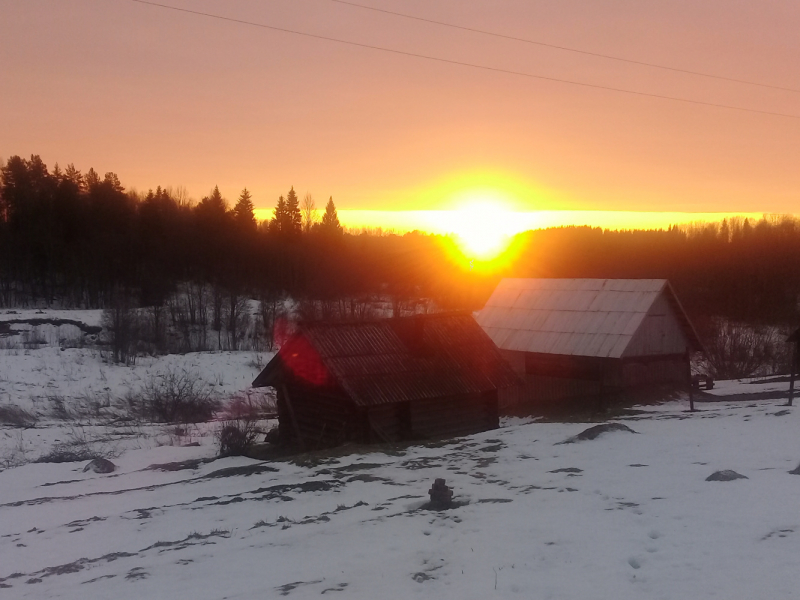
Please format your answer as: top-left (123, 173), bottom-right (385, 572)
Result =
top-left (2, 310), bottom-right (799, 599)
top-left (2, 400), bottom-right (800, 599)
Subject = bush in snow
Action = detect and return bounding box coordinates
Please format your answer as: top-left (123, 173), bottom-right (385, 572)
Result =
top-left (697, 318), bottom-right (792, 379)
top-left (127, 368), bottom-right (220, 424)
top-left (0, 405), bottom-right (37, 428)
top-left (216, 418), bottom-right (260, 457)
top-left (34, 425), bottom-right (119, 464)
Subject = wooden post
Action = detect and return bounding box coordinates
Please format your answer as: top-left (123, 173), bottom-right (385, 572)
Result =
top-left (788, 345), bottom-right (797, 407)
top-left (597, 364), bottom-right (606, 414)
top-left (281, 384), bottom-right (305, 450)
top-left (686, 351), bottom-right (695, 412)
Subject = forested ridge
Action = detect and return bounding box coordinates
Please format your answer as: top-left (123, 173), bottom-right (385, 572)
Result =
top-left (2, 154), bottom-right (799, 330)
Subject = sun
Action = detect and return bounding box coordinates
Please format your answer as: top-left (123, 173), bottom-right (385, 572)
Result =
top-left (451, 198), bottom-right (514, 261)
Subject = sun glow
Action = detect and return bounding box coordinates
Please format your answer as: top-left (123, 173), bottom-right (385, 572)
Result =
top-left (450, 197), bottom-right (516, 261)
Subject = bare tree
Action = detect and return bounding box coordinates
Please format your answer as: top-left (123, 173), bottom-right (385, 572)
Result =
top-left (257, 290), bottom-right (283, 351)
top-left (225, 291), bottom-right (251, 350)
top-left (700, 318), bottom-right (791, 379)
top-left (301, 192), bottom-right (318, 234)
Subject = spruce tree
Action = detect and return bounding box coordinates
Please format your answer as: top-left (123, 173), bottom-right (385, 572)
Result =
top-left (285, 187), bottom-right (302, 235)
top-left (271, 195), bottom-right (287, 233)
top-left (320, 196), bottom-right (343, 235)
top-left (233, 188), bottom-right (256, 231)
top-left (196, 185), bottom-right (227, 220)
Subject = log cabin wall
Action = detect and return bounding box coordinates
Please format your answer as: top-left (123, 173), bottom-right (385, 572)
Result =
top-left (409, 392), bottom-right (498, 440)
top-left (620, 354), bottom-right (688, 387)
top-left (278, 380), bottom-right (355, 449)
top-left (366, 402), bottom-right (408, 443)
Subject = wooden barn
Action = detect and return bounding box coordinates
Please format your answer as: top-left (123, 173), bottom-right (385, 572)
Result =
top-left (475, 278), bottom-right (703, 410)
top-left (252, 313), bottom-right (520, 448)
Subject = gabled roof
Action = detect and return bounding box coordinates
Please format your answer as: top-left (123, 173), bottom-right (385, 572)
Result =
top-left (476, 278), bottom-right (702, 358)
top-left (252, 313), bottom-right (521, 407)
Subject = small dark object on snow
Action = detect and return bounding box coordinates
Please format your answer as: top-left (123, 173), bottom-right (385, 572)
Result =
top-left (428, 478), bottom-right (453, 508)
top-left (692, 375), bottom-right (714, 390)
top-left (265, 427), bottom-right (280, 444)
top-left (706, 470), bottom-right (748, 481)
top-left (558, 423), bottom-right (637, 444)
top-left (788, 463), bottom-right (800, 476)
top-left (83, 458), bottom-right (116, 474)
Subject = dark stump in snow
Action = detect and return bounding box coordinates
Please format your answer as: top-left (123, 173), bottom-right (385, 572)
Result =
top-left (706, 470), bottom-right (748, 481)
top-left (428, 478), bottom-right (454, 509)
top-left (558, 423), bottom-right (638, 445)
top-left (83, 458), bottom-right (116, 474)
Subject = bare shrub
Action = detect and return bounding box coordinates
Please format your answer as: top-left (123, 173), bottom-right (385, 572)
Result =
top-left (222, 389), bottom-right (277, 420)
top-left (127, 368), bottom-right (219, 423)
top-left (256, 291), bottom-right (284, 352)
top-left (102, 290), bottom-right (149, 365)
top-left (216, 418), bottom-right (259, 457)
top-left (1, 431), bottom-right (30, 468)
top-left (0, 405), bottom-right (37, 428)
top-left (699, 318), bottom-right (792, 379)
top-left (0, 336), bottom-right (22, 350)
top-left (34, 426), bottom-right (119, 464)
top-left (223, 292), bottom-right (250, 351)
top-left (46, 394), bottom-right (73, 420)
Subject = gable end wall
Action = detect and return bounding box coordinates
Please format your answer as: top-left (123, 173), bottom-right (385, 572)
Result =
top-left (623, 292), bottom-right (690, 358)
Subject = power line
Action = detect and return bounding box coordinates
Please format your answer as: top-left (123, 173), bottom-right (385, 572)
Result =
top-left (123, 0), bottom-right (800, 120)
top-left (325, 0), bottom-right (800, 95)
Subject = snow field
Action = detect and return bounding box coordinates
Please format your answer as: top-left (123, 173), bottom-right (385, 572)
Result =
top-left (2, 400), bottom-right (800, 599)
top-left (2, 309), bottom-right (799, 599)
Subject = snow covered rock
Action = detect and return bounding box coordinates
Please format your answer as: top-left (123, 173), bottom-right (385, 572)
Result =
top-left (558, 423), bottom-right (638, 444)
top-left (83, 458), bottom-right (116, 474)
top-left (706, 470), bottom-right (748, 481)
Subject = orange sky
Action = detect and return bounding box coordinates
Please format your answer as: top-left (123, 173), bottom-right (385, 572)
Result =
top-left (1, 0), bottom-right (798, 223)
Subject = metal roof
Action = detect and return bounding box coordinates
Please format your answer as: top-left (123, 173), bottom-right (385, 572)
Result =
top-left (252, 313), bottom-right (521, 407)
top-left (476, 278), bottom-right (702, 358)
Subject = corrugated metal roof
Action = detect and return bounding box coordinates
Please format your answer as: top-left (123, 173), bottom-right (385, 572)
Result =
top-left (253, 313), bottom-right (521, 407)
top-left (476, 278), bottom-right (701, 358)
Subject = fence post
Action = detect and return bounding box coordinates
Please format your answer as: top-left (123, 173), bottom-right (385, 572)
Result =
top-left (788, 346), bottom-right (797, 407)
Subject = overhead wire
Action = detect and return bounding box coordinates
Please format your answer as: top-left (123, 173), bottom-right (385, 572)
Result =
top-left (123, 0), bottom-right (800, 120)
top-left (324, 0), bottom-right (800, 95)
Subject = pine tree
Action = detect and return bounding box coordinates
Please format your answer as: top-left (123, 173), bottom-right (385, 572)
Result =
top-left (271, 195), bottom-right (287, 233)
top-left (285, 187), bottom-right (302, 235)
top-left (196, 185), bottom-right (228, 220)
top-left (320, 196), bottom-right (343, 235)
top-left (63, 164), bottom-right (84, 191)
top-left (85, 168), bottom-right (101, 191)
top-left (101, 172), bottom-right (124, 193)
top-left (233, 188), bottom-right (256, 231)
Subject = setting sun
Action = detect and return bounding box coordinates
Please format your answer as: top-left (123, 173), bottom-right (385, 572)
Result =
top-left (451, 198), bottom-right (515, 261)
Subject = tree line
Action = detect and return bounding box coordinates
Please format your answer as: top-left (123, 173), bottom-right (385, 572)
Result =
top-left (1, 154), bottom-right (799, 342)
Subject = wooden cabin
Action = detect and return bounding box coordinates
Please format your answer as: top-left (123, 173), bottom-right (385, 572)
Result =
top-left (252, 313), bottom-right (520, 449)
top-left (475, 278), bottom-right (703, 410)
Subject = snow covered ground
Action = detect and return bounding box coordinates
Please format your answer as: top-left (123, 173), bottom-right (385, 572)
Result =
top-left (1, 310), bottom-right (799, 599)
